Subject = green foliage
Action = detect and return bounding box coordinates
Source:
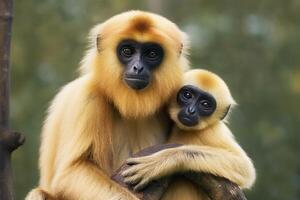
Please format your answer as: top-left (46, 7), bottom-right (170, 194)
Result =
top-left (11, 0), bottom-right (300, 199)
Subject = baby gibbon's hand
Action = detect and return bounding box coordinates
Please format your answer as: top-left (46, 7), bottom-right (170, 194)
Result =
top-left (122, 149), bottom-right (180, 191)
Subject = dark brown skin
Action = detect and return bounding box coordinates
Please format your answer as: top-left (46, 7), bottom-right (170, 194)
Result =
top-left (112, 144), bottom-right (247, 200)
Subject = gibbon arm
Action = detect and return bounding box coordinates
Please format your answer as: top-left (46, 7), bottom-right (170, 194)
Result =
top-left (39, 77), bottom-right (139, 200)
top-left (112, 144), bottom-right (179, 200)
top-left (52, 160), bottom-right (139, 200)
top-left (122, 145), bottom-right (255, 191)
top-left (113, 144), bottom-right (247, 200)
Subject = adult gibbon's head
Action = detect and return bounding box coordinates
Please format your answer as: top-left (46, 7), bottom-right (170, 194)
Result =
top-left (169, 69), bottom-right (236, 130)
top-left (81, 11), bottom-right (188, 118)
top-left (81, 11), bottom-right (189, 118)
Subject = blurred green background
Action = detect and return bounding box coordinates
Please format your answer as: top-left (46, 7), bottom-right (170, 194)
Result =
top-left (10, 0), bottom-right (300, 199)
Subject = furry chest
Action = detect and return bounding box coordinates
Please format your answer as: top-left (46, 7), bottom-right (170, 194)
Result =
top-left (111, 116), bottom-right (168, 170)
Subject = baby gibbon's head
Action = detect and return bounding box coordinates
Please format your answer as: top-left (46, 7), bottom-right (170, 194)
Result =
top-left (169, 69), bottom-right (236, 130)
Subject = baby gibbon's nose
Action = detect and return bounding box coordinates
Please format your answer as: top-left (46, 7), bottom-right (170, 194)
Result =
top-left (187, 106), bottom-right (196, 114)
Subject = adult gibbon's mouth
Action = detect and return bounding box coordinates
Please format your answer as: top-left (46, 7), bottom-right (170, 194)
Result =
top-left (124, 75), bottom-right (149, 90)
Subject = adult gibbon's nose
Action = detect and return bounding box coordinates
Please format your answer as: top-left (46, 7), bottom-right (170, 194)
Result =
top-left (133, 64), bottom-right (144, 74)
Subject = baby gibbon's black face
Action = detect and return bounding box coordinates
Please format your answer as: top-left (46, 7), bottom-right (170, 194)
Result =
top-left (117, 40), bottom-right (164, 90)
top-left (177, 85), bottom-right (217, 126)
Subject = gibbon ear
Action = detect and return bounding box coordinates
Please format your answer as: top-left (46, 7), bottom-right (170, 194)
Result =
top-left (96, 34), bottom-right (101, 52)
top-left (179, 43), bottom-right (183, 55)
top-left (88, 23), bottom-right (103, 52)
top-left (221, 105), bottom-right (231, 120)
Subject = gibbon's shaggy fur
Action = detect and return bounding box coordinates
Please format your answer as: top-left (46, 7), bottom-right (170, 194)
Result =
top-left (25, 11), bottom-right (189, 200)
top-left (122, 69), bottom-right (256, 200)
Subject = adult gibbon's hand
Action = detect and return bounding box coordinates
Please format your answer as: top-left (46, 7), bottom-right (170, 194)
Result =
top-left (111, 144), bottom-right (247, 200)
top-left (111, 144), bottom-right (179, 200)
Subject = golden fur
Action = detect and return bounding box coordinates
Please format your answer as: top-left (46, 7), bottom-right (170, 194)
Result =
top-left (25, 10), bottom-right (189, 200)
top-left (122, 69), bottom-right (256, 200)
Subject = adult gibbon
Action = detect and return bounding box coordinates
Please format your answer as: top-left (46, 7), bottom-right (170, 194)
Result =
top-left (26, 11), bottom-right (190, 200)
top-left (122, 69), bottom-right (256, 200)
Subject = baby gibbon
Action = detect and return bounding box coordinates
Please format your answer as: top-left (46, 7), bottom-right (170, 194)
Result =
top-left (122, 69), bottom-right (256, 200)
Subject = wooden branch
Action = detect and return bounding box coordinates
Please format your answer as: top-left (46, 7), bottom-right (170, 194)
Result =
top-left (112, 144), bottom-right (246, 200)
top-left (0, 0), bottom-right (25, 199)
top-left (183, 172), bottom-right (247, 200)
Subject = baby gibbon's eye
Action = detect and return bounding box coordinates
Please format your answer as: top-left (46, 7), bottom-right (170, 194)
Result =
top-left (200, 100), bottom-right (211, 108)
top-left (183, 91), bottom-right (193, 99)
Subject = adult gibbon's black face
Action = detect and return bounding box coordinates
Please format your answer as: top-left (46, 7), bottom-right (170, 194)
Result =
top-left (177, 85), bottom-right (217, 126)
top-left (117, 40), bottom-right (164, 90)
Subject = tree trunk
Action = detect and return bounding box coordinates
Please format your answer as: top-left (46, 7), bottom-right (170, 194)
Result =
top-left (0, 0), bottom-right (25, 199)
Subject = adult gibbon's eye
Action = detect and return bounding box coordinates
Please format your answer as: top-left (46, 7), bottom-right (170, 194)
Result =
top-left (146, 50), bottom-right (158, 59)
top-left (183, 91), bottom-right (193, 99)
top-left (121, 46), bottom-right (134, 57)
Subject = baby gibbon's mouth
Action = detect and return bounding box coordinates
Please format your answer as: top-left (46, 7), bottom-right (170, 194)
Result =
top-left (178, 113), bottom-right (199, 127)
top-left (180, 117), bottom-right (197, 126)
